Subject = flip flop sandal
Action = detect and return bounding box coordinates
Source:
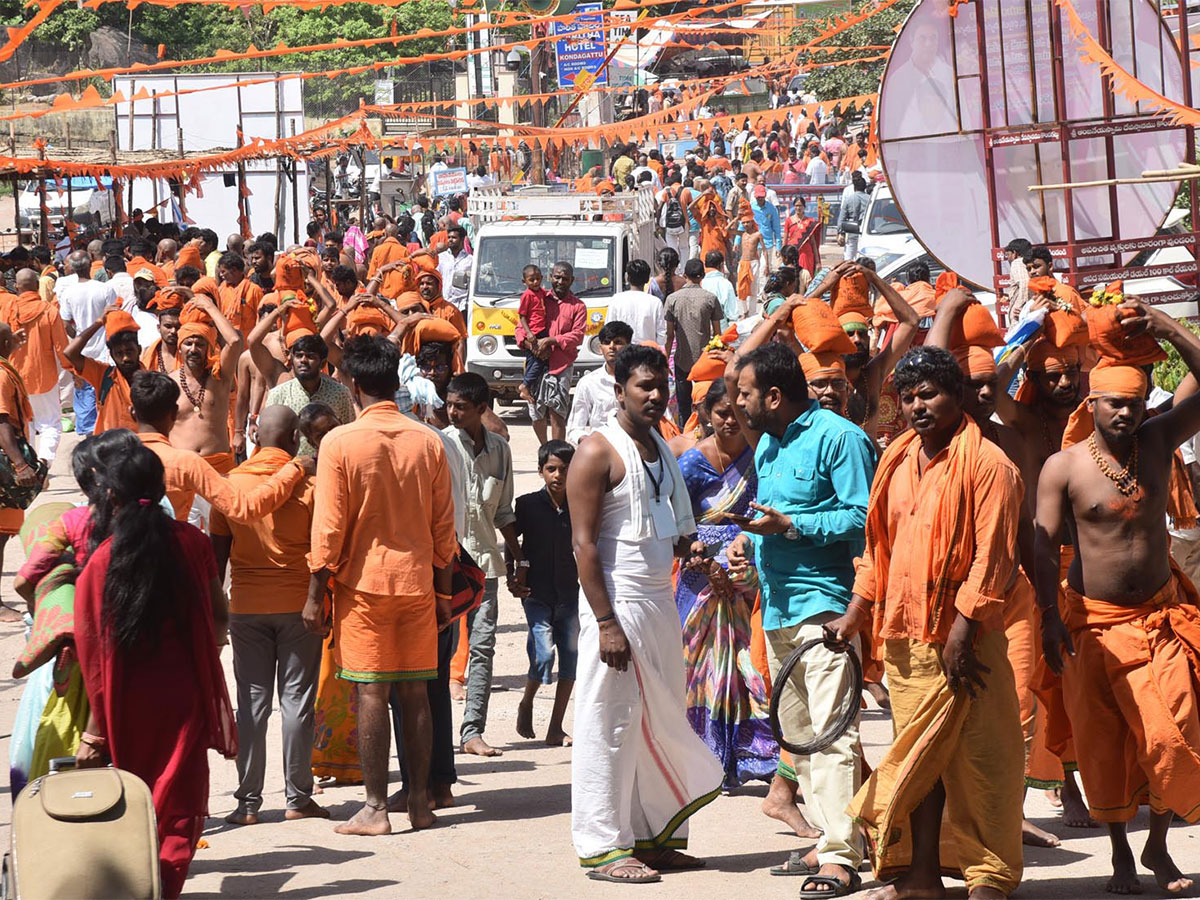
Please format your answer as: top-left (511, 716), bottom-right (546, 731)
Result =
top-left (586, 861), bottom-right (662, 884)
top-left (798, 868), bottom-right (862, 899)
top-left (770, 850), bottom-right (816, 876)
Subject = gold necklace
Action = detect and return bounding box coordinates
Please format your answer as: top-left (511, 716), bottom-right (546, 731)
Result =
top-left (1088, 432), bottom-right (1139, 496)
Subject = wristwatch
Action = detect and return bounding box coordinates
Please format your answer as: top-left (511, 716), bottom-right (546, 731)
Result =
top-left (784, 519), bottom-right (799, 541)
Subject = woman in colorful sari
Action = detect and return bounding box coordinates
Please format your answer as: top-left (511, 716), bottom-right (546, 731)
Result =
top-left (673, 379), bottom-right (778, 788)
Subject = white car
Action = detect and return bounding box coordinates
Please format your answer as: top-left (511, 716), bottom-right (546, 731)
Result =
top-left (854, 184), bottom-right (914, 263)
top-left (18, 176), bottom-right (116, 229)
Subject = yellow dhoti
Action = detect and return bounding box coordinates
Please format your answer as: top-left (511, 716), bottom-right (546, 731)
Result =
top-left (849, 631), bottom-right (1024, 896)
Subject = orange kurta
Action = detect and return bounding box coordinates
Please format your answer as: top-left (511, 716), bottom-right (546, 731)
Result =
top-left (76, 358), bottom-right (137, 435)
top-left (218, 278), bottom-right (264, 338)
top-left (210, 447), bottom-right (313, 615)
top-left (0, 357), bottom-right (32, 535)
top-left (1, 291), bottom-right (67, 396)
top-left (1061, 566), bottom-right (1200, 824)
top-left (367, 237), bottom-right (410, 299)
top-left (309, 402), bottom-right (456, 681)
top-left (137, 432), bottom-right (303, 522)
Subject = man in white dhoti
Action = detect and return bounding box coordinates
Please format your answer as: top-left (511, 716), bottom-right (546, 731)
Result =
top-left (567, 343), bottom-right (724, 884)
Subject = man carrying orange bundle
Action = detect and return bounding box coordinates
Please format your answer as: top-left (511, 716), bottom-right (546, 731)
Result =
top-left (169, 296), bottom-right (245, 526)
top-left (1036, 298), bottom-right (1200, 895)
top-left (831, 344), bottom-right (1026, 900)
top-left (368, 224), bottom-right (411, 299)
top-left (1, 268), bottom-right (68, 463)
top-left (689, 178), bottom-right (729, 260)
top-left (63, 307), bottom-right (145, 435)
top-left (414, 267), bottom-right (466, 371)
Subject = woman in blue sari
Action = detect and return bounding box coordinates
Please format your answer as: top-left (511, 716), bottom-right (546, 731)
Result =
top-left (673, 378), bottom-right (778, 787)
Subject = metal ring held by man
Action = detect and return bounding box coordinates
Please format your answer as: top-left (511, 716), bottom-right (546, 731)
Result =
top-left (768, 635), bottom-right (863, 756)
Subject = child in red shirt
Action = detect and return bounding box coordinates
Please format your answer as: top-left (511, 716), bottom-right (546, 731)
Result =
top-left (517, 264), bottom-right (551, 405)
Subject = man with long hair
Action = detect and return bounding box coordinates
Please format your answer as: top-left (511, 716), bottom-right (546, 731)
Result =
top-left (73, 440), bottom-right (237, 898)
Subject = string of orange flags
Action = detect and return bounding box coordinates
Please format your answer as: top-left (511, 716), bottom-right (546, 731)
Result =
top-left (0, 0), bottom-right (62, 63)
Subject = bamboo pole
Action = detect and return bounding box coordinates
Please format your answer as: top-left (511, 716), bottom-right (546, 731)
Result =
top-left (1028, 171), bottom-right (1200, 192)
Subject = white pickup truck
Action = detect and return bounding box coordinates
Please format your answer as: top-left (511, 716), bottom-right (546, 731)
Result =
top-left (464, 185), bottom-right (658, 402)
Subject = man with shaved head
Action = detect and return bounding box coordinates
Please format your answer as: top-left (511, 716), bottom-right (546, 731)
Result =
top-left (57, 249), bottom-right (117, 436)
top-left (227, 233), bottom-right (245, 257)
top-left (212, 404), bottom-right (328, 827)
top-left (157, 238), bottom-right (179, 281)
top-left (86, 239), bottom-right (107, 281)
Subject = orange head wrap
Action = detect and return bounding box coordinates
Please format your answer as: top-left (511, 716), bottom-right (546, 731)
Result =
top-left (595, 180), bottom-right (616, 196)
top-left (1027, 341), bottom-right (1081, 373)
top-left (176, 243), bottom-right (203, 271)
top-left (282, 299), bottom-right (318, 349)
top-left (190, 276), bottom-right (219, 300)
top-left (395, 290), bottom-right (426, 313)
top-left (799, 350), bottom-right (847, 381)
top-left (177, 301), bottom-right (221, 375)
top-left (148, 286), bottom-right (186, 311)
top-left (102, 308), bottom-right (140, 341)
top-left (346, 304), bottom-right (394, 337)
top-left (275, 254), bottom-right (305, 293)
top-left (934, 271), bottom-right (960, 300)
top-left (1061, 362), bottom-right (1148, 449)
top-left (952, 345), bottom-right (998, 379)
top-left (839, 311), bottom-right (869, 333)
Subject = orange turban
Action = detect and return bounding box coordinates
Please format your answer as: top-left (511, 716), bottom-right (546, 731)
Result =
top-left (282, 303), bottom-right (318, 349)
top-left (148, 287), bottom-right (185, 311)
top-left (595, 180), bottom-right (616, 196)
top-left (832, 272), bottom-right (871, 319)
top-left (1027, 341), bottom-right (1081, 372)
top-left (176, 243), bottom-right (203, 271)
top-left (102, 308), bottom-right (140, 340)
top-left (953, 345), bottom-right (997, 378)
top-left (190, 276), bottom-right (219, 300)
top-left (839, 311), bottom-right (869, 332)
top-left (395, 290), bottom-right (425, 312)
top-left (275, 254), bottom-right (305, 293)
top-left (934, 271), bottom-right (960, 300)
top-left (346, 305), bottom-right (393, 337)
top-left (799, 351), bottom-right (846, 381)
top-left (177, 301), bottom-right (221, 375)
top-left (1061, 362), bottom-right (1147, 449)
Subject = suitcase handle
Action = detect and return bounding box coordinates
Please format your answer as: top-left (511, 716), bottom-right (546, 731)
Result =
top-left (47, 757), bottom-right (77, 774)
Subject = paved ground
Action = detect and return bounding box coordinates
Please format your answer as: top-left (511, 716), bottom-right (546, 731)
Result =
top-left (0, 417), bottom-right (1196, 899)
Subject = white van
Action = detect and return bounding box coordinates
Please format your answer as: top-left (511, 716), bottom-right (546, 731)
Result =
top-left (464, 185), bottom-right (657, 402)
top-left (18, 177), bottom-right (117, 230)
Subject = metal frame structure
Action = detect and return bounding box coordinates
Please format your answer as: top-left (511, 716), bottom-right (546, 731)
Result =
top-left (971, 0), bottom-right (1200, 313)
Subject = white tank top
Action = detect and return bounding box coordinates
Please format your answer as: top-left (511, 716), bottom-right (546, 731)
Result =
top-left (597, 442), bottom-right (675, 599)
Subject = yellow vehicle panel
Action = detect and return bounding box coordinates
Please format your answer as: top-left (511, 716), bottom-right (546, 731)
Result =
top-left (470, 304), bottom-right (610, 337)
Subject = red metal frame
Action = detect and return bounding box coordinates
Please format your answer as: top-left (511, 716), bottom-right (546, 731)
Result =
top-left (970, 0), bottom-right (1200, 320)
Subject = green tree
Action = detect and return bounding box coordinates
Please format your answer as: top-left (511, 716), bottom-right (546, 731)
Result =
top-left (790, 0), bottom-right (915, 101)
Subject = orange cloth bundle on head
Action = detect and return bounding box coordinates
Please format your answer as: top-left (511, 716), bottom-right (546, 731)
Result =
top-left (791, 298), bottom-right (856, 355)
top-left (950, 303), bottom-right (1004, 349)
top-left (832, 272), bottom-right (872, 319)
top-left (282, 302), bottom-right (317, 349)
top-left (275, 254), bottom-right (305, 293)
top-left (1028, 276), bottom-right (1089, 348)
top-left (177, 301), bottom-right (221, 376)
top-left (190, 276), bottom-right (220, 300)
top-left (687, 352), bottom-right (728, 383)
top-left (405, 317), bottom-right (462, 349)
top-left (1086, 283), bottom-right (1166, 367)
top-left (149, 286), bottom-right (186, 311)
top-left (346, 304), bottom-right (393, 338)
top-left (934, 271), bottom-right (960, 300)
top-left (176, 243), bottom-right (203, 272)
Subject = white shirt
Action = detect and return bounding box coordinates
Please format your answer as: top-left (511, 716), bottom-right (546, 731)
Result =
top-left (630, 166), bottom-right (661, 191)
top-left (806, 157), bottom-right (829, 184)
top-left (122, 298), bottom-right (159, 350)
top-left (605, 289), bottom-right (666, 346)
top-left (58, 278), bottom-right (117, 362)
top-left (566, 366), bottom-right (618, 445)
top-left (106, 271), bottom-right (136, 307)
top-left (438, 248), bottom-right (473, 312)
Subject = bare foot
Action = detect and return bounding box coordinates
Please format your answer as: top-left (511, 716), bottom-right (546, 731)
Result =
top-left (866, 681), bottom-right (892, 710)
top-left (224, 807), bottom-right (258, 826)
top-left (1046, 786), bottom-right (1064, 808)
top-left (313, 783), bottom-right (324, 795)
top-left (408, 799), bottom-right (437, 830)
top-left (333, 803), bottom-right (391, 836)
top-left (1061, 778), bottom-right (1098, 828)
top-left (0, 604), bottom-right (24, 624)
top-left (1141, 845), bottom-right (1193, 893)
top-left (386, 789), bottom-right (408, 813)
top-left (285, 799), bottom-right (330, 820)
top-left (545, 729), bottom-right (572, 747)
top-left (450, 681), bottom-right (466, 702)
top-left (462, 736), bottom-right (503, 757)
top-left (1108, 844), bottom-right (1142, 895)
top-left (761, 775), bottom-right (822, 840)
top-left (516, 699), bottom-right (535, 739)
top-left (1022, 818), bottom-right (1061, 848)
top-left (864, 873), bottom-right (947, 900)
top-left (431, 783), bottom-right (455, 809)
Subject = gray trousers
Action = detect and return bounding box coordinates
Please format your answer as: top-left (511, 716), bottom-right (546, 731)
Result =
top-left (460, 578), bottom-right (499, 746)
top-left (230, 612), bottom-right (323, 811)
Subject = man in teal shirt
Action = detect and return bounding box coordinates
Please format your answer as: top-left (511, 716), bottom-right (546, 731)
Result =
top-left (725, 306), bottom-right (874, 898)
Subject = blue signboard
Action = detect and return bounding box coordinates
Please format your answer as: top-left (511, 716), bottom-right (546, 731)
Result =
top-left (552, 1), bottom-right (608, 89)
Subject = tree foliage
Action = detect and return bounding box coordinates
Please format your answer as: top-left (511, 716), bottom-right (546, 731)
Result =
top-left (790, 0), bottom-right (915, 101)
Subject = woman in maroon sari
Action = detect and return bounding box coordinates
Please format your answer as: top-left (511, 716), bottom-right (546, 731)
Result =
top-left (73, 437), bottom-right (236, 899)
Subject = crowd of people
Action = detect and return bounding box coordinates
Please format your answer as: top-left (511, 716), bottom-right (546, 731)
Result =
top-left (0, 119), bottom-right (1197, 900)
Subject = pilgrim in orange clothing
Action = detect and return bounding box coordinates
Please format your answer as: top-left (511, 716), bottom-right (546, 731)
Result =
top-left (0, 336), bottom-right (35, 542)
top-left (176, 242), bottom-right (204, 274)
top-left (1036, 332), bottom-right (1200, 892)
top-left (65, 308), bottom-right (143, 435)
top-left (846, 349), bottom-right (1025, 898)
top-left (367, 230), bottom-right (411, 299)
top-left (144, 288), bottom-right (185, 374)
top-left (217, 256), bottom-right (264, 337)
top-left (0, 286), bottom-right (68, 397)
top-left (307, 338), bottom-right (456, 834)
top-left (693, 188), bottom-right (729, 258)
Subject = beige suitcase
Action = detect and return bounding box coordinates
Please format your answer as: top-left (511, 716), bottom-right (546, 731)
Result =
top-left (4, 761), bottom-right (161, 899)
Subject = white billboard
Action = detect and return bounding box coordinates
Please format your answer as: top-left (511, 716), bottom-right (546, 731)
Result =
top-left (112, 72), bottom-right (308, 245)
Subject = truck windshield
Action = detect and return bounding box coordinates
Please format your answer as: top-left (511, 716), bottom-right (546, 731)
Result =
top-left (474, 235), bottom-right (617, 299)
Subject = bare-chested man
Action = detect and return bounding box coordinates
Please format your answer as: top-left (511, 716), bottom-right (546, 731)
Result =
top-left (1036, 299), bottom-right (1200, 895)
top-left (169, 292), bottom-right (244, 490)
